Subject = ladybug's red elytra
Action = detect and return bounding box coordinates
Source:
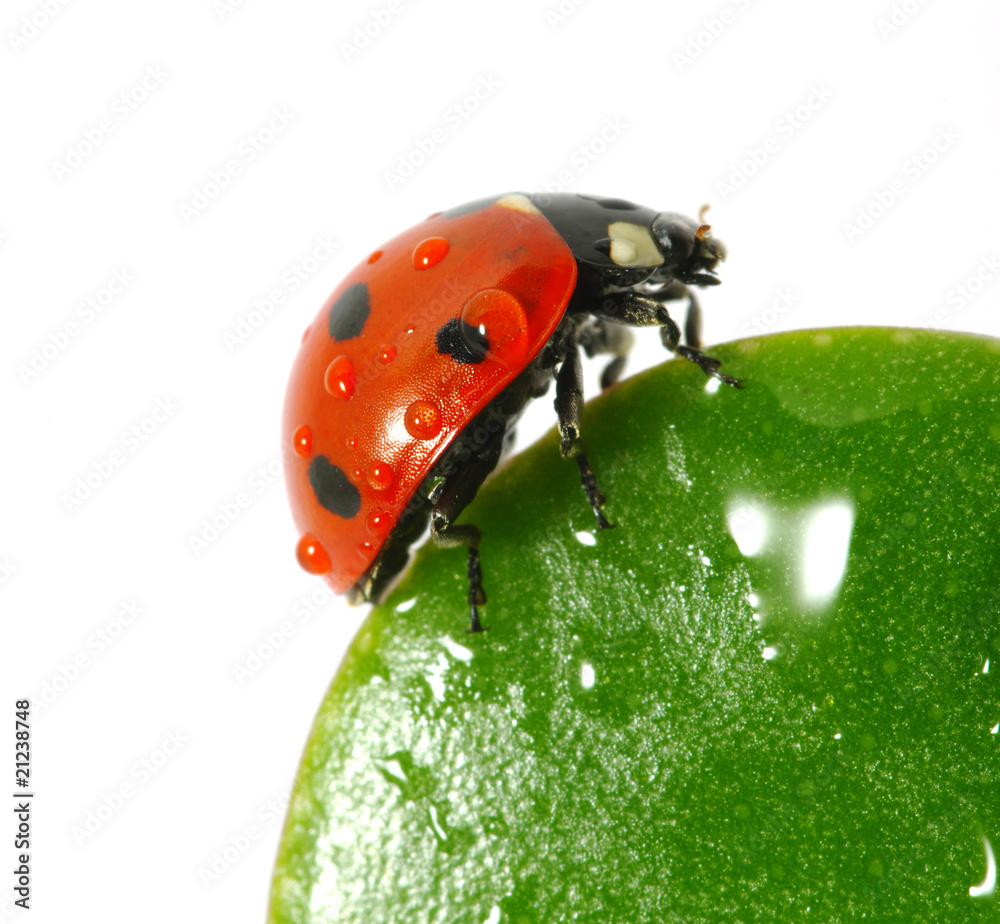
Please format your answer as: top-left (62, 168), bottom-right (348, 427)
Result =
top-left (282, 192), bottom-right (739, 632)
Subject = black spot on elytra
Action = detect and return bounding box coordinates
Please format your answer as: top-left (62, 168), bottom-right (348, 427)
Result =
top-left (328, 283), bottom-right (370, 341)
top-left (436, 318), bottom-right (489, 364)
top-left (308, 456), bottom-right (361, 519)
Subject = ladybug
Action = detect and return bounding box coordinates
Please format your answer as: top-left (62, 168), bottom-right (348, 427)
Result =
top-left (283, 192), bottom-right (738, 632)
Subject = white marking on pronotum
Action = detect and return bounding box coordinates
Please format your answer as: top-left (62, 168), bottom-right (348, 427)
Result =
top-left (607, 221), bottom-right (663, 267)
top-left (608, 238), bottom-right (637, 264)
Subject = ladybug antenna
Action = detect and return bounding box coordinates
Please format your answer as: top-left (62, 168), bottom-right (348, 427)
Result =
top-left (695, 204), bottom-right (713, 241)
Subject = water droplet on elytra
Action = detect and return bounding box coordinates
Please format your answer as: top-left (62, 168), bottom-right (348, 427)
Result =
top-left (368, 461), bottom-right (395, 490)
top-left (324, 355), bottom-right (355, 400)
top-left (460, 288), bottom-right (529, 368)
top-left (378, 343), bottom-right (398, 364)
top-left (366, 510), bottom-right (391, 534)
top-left (404, 399), bottom-right (443, 440)
top-left (296, 533), bottom-right (331, 574)
top-left (292, 425), bottom-right (312, 457)
top-left (412, 236), bottom-right (450, 270)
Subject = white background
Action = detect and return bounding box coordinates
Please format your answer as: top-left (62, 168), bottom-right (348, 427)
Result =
top-left (2, 0), bottom-right (998, 921)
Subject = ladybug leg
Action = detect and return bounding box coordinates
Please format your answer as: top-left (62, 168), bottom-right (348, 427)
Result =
top-left (578, 318), bottom-right (634, 390)
top-left (429, 434), bottom-right (505, 633)
top-left (595, 290), bottom-right (681, 338)
top-left (555, 346), bottom-right (613, 530)
top-left (430, 515), bottom-right (486, 633)
top-left (682, 285), bottom-right (704, 350)
top-left (595, 290), bottom-right (742, 388)
top-left (658, 284), bottom-right (743, 386)
top-left (641, 278), bottom-right (704, 349)
top-left (672, 342), bottom-right (743, 388)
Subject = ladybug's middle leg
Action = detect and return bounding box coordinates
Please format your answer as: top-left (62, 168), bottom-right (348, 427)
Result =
top-left (555, 345), bottom-right (613, 531)
top-left (578, 318), bottom-right (634, 390)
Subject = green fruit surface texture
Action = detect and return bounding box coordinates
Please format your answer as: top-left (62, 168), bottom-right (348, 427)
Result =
top-left (270, 328), bottom-right (1000, 923)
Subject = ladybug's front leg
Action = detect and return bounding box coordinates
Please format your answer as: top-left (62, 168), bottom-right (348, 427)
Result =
top-left (555, 346), bottom-right (613, 531)
top-left (595, 290), bottom-right (742, 388)
top-left (642, 278), bottom-right (704, 349)
top-left (647, 281), bottom-right (744, 386)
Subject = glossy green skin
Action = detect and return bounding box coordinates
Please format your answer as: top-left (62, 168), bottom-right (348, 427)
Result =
top-left (270, 328), bottom-right (1000, 923)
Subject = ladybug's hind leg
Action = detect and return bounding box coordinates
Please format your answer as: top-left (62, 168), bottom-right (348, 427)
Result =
top-left (430, 514), bottom-right (486, 634)
top-left (555, 346), bottom-right (613, 531)
top-left (428, 429), bottom-right (506, 634)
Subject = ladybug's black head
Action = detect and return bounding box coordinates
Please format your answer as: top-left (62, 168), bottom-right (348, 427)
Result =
top-left (650, 212), bottom-right (727, 288)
